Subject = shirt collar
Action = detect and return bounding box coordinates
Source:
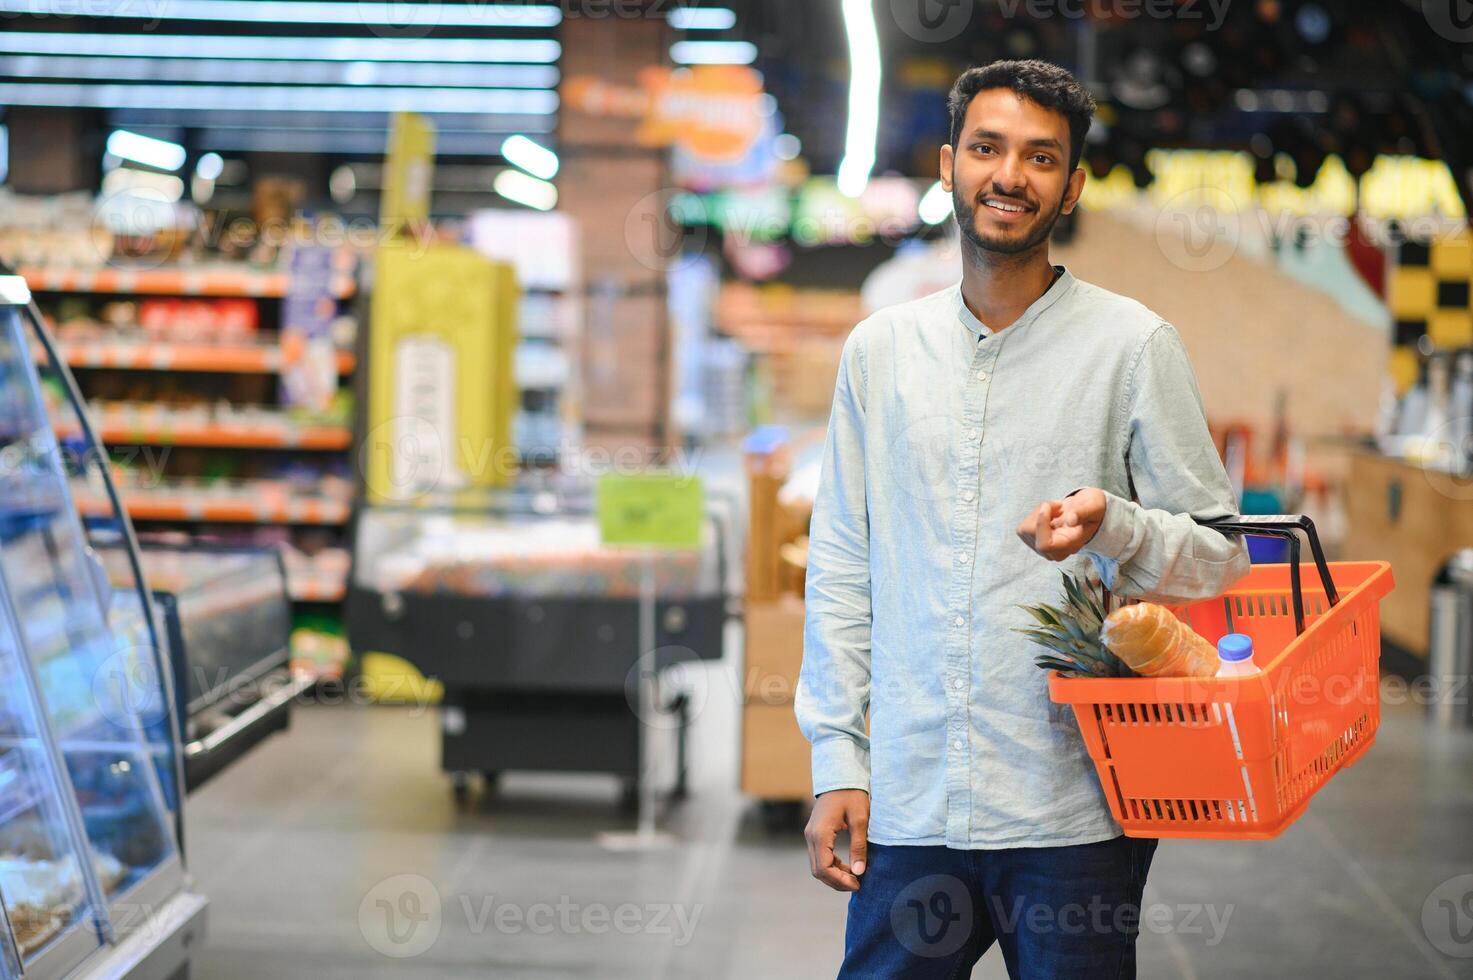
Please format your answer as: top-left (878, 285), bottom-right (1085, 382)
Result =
top-left (954, 265), bottom-right (1076, 340)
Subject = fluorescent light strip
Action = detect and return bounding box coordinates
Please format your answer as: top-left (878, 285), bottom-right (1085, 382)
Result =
top-left (669, 6), bottom-right (737, 29)
top-left (141, 127), bottom-right (532, 156)
top-left (0, 83), bottom-right (558, 115)
top-left (0, 55), bottom-right (560, 89)
top-left (0, 0), bottom-right (562, 27)
top-left (669, 40), bottom-right (757, 65)
top-left (106, 129), bottom-right (186, 171)
top-left (494, 170), bottom-right (558, 210)
top-left (501, 135), bottom-right (559, 180)
top-left (918, 180), bottom-right (953, 224)
top-left (836, 0), bottom-right (881, 198)
top-left (112, 109), bottom-right (556, 132)
top-left (0, 32), bottom-right (561, 63)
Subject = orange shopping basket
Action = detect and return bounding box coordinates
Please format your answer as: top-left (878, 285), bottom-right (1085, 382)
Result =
top-left (1049, 515), bottom-right (1394, 840)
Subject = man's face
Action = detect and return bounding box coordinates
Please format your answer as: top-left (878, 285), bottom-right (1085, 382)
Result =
top-left (940, 88), bottom-right (1085, 256)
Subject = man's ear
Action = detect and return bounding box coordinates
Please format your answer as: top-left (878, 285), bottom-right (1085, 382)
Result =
top-left (1061, 165), bottom-right (1086, 215)
top-left (939, 144), bottom-right (954, 192)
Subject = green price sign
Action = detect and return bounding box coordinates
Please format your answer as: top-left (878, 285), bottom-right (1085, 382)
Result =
top-left (596, 474), bottom-right (704, 550)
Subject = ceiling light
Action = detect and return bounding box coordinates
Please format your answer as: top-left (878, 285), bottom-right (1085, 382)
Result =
top-left (105, 129), bottom-right (186, 171)
top-left (0, 55), bottom-right (559, 89)
top-left (836, 0), bottom-right (881, 198)
top-left (494, 170), bottom-right (558, 211)
top-left (0, 33), bottom-right (561, 63)
top-left (669, 41), bottom-right (758, 65)
top-left (918, 181), bottom-right (953, 224)
top-left (0, 83), bottom-right (558, 115)
top-left (669, 6), bottom-right (737, 29)
top-left (501, 135), bottom-right (559, 180)
top-left (0, 0), bottom-right (561, 27)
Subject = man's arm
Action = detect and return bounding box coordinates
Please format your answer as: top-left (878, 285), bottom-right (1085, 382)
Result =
top-left (795, 327), bottom-right (872, 892)
top-left (1019, 322), bottom-right (1251, 603)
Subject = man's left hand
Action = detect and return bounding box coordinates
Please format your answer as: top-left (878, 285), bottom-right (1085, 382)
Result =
top-left (1016, 488), bottom-right (1107, 561)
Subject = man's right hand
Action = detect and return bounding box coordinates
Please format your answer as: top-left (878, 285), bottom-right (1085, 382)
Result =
top-left (805, 789), bottom-right (869, 892)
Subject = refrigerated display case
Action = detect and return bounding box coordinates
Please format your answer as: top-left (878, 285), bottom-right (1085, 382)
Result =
top-left (97, 543), bottom-right (302, 793)
top-left (346, 480), bottom-right (739, 804)
top-left (0, 270), bottom-right (204, 979)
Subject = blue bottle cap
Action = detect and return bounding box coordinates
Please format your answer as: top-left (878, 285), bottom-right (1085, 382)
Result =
top-left (1217, 633), bottom-right (1254, 662)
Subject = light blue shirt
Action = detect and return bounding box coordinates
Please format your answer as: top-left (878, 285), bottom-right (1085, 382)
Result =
top-left (794, 269), bottom-right (1252, 849)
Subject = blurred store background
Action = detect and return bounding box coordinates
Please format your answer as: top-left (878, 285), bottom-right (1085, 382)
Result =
top-left (0, 1), bottom-right (1472, 977)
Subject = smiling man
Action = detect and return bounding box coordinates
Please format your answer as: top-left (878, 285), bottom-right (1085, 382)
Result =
top-left (796, 60), bottom-right (1250, 978)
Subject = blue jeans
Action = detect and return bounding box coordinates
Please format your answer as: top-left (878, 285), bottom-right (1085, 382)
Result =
top-left (838, 835), bottom-right (1158, 979)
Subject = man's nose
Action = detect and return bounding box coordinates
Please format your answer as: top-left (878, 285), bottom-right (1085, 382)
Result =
top-left (992, 155), bottom-right (1026, 195)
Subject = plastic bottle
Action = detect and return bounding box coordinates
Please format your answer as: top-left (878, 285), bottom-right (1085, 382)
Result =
top-left (1216, 633), bottom-right (1258, 677)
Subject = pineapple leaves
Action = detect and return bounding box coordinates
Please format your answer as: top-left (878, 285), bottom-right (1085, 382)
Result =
top-left (1014, 571), bottom-right (1138, 680)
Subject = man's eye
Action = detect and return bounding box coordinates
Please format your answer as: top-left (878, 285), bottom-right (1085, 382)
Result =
top-left (973, 144), bottom-right (993, 154)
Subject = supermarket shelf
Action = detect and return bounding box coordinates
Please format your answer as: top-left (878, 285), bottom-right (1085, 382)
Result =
top-left (19, 265), bottom-right (355, 299)
top-left (49, 340), bottom-right (356, 375)
top-left (78, 493), bottom-right (350, 526)
top-left (59, 421), bottom-right (352, 451)
top-left (288, 577), bottom-right (348, 603)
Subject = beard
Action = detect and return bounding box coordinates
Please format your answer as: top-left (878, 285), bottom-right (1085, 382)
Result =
top-left (953, 181), bottom-right (1066, 257)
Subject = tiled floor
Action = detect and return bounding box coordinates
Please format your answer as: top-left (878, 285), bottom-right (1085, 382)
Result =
top-left (183, 678), bottom-right (1473, 979)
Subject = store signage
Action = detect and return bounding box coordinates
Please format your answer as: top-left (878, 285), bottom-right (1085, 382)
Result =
top-left (597, 474), bottom-right (704, 550)
top-left (563, 65), bottom-right (767, 164)
top-left (280, 244), bottom-right (339, 412)
top-left (1081, 149), bottom-right (1466, 221)
top-left (365, 245), bottom-right (518, 503)
top-left (381, 112), bottom-right (435, 233)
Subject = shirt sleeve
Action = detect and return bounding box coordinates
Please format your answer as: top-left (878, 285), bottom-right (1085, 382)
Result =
top-left (794, 327), bottom-right (872, 796)
top-left (1081, 322), bottom-right (1252, 604)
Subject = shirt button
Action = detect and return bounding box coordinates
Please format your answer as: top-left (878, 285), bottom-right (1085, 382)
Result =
top-left (976, 371), bottom-right (988, 382)
top-left (953, 616), bottom-right (964, 627)
top-left (952, 678), bottom-right (964, 690)
top-left (952, 739), bottom-right (964, 750)
top-left (958, 553), bottom-right (971, 564)
top-left (961, 490), bottom-right (975, 502)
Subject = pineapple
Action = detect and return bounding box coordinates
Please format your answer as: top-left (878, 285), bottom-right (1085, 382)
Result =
top-left (1013, 570), bottom-right (1136, 678)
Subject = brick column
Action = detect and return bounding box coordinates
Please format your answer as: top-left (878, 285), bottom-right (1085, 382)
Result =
top-left (557, 13), bottom-right (674, 456)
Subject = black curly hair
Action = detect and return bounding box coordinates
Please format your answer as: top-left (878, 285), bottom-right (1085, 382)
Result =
top-left (947, 60), bottom-right (1097, 172)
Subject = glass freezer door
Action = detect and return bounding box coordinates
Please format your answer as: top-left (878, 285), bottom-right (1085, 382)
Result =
top-left (0, 300), bottom-right (183, 976)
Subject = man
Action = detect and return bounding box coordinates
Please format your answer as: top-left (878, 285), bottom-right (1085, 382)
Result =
top-left (795, 60), bottom-right (1251, 979)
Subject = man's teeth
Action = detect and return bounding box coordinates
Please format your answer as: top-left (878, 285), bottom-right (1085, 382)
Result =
top-left (985, 199), bottom-right (1026, 213)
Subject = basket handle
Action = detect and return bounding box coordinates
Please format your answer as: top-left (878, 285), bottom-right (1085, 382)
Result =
top-left (1194, 514), bottom-right (1339, 636)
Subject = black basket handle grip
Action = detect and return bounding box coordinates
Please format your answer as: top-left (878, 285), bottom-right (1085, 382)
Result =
top-left (1194, 514), bottom-right (1338, 636)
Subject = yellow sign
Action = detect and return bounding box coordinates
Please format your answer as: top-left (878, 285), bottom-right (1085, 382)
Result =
top-left (364, 244), bottom-right (519, 503)
top-left (597, 474), bottom-right (704, 550)
top-left (381, 112), bottom-right (436, 233)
